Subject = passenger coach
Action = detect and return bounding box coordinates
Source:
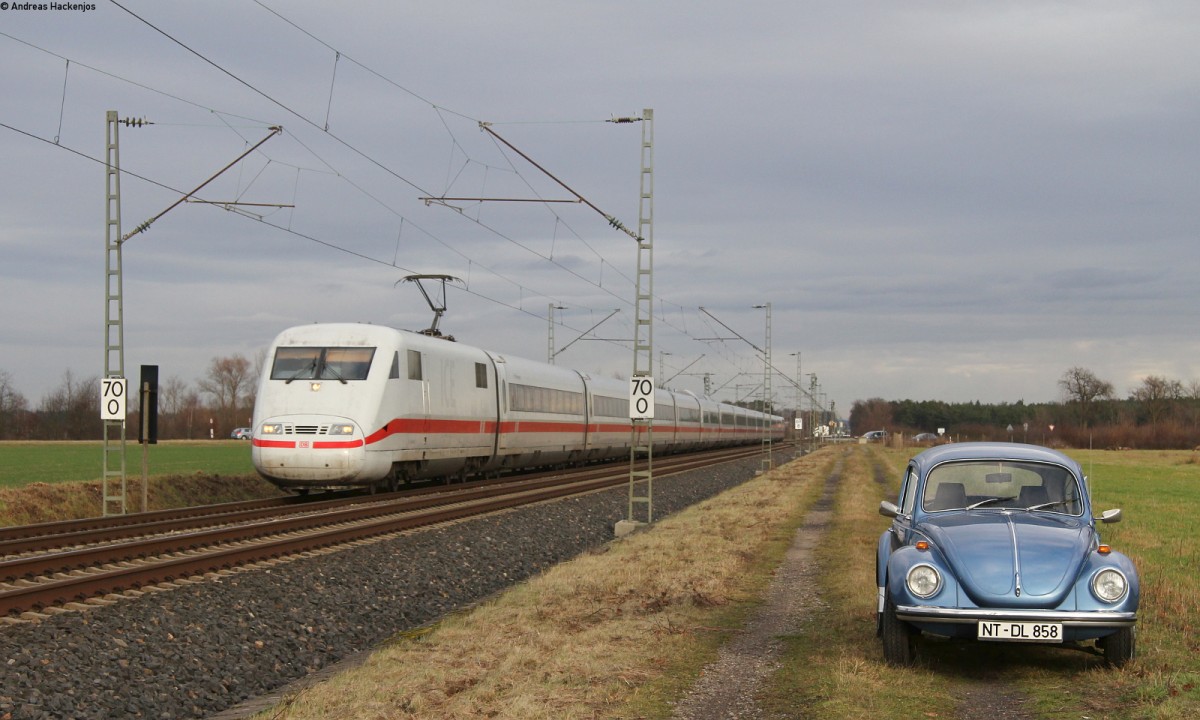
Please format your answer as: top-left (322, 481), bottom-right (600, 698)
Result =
top-left (251, 323), bottom-right (784, 492)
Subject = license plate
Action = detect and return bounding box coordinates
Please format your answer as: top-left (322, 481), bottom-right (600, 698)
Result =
top-left (977, 621), bottom-right (1063, 643)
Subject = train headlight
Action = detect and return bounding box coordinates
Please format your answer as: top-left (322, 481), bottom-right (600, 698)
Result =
top-left (260, 423), bottom-right (284, 435)
top-left (327, 424), bottom-right (355, 436)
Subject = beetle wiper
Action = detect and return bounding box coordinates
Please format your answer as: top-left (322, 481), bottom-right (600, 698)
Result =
top-left (1026, 500), bottom-right (1066, 512)
top-left (966, 496), bottom-right (1016, 510)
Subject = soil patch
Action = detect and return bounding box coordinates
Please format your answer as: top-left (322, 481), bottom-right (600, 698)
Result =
top-left (0, 473), bottom-right (280, 526)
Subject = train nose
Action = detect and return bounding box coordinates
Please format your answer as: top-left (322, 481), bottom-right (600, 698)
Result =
top-left (252, 417), bottom-right (367, 483)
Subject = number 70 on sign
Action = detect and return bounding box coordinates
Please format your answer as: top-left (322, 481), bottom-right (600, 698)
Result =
top-left (100, 377), bottom-right (127, 421)
top-left (629, 376), bottom-right (654, 419)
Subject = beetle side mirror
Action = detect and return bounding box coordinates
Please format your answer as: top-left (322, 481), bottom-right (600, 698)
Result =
top-left (879, 501), bottom-right (901, 518)
top-left (1098, 508), bottom-right (1122, 524)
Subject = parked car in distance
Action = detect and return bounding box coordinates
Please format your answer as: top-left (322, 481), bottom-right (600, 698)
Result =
top-left (876, 442), bottom-right (1138, 667)
top-left (862, 430), bottom-right (888, 441)
top-left (911, 432), bottom-right (939, 443)
top-left (231, 427), bottom-right (252, 440)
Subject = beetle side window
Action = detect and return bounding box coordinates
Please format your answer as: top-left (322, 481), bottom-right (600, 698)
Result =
top-left (900, 467), bottom-right (920, 515)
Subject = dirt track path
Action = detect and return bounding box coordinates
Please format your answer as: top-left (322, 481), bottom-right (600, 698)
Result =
top-left (671, 448), bottom-right (1040, 720)
top-left (669, 457), bottom-right (841, 719)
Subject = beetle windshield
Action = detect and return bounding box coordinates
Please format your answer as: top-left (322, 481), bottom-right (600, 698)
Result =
top-left (922, 460), bottom-right (1083, 515)
top-left (270, 347), bottom-right (376, 382)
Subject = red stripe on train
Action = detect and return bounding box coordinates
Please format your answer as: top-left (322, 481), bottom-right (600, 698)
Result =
top-left (257, 419), bottom-right (768, 450)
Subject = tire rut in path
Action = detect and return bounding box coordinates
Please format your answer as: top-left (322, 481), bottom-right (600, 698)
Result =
top-left (670, 452), bottom-right (844, 720)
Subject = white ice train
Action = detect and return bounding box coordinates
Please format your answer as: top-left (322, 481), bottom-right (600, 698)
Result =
top-left (251, 323), bottom-right (785, 492)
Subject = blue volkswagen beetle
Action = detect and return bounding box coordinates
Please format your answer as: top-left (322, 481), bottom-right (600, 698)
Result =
top-left (877, 442), bottom-right (1138, 666)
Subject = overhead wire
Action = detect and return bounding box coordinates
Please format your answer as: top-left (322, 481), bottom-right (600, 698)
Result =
top-left (189, 2), bottom-right (706, 349)
top-left (2, 20), bottom-right (607, 324)
top-left (6, 6), bottom-right (771, 392)
top-left (0, 116), bottom-right (636, 348)
top-left (107, 0), bottom-right (638, 311)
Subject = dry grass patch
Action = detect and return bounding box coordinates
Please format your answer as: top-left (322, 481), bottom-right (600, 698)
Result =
top-left (0, 472), bottom-right (279, 526)
top-left (762, 446), bottom-right (958, 719)
top-left (768, 445), bottom-right (1200, 720)
top-left (261, 449), bottom-right (835, 719)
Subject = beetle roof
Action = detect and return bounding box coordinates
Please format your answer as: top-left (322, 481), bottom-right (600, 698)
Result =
top-left (909, 442), bottom-right (1082, 477)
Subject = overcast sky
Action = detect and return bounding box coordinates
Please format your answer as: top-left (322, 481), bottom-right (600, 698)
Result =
top-left (2, 1), bottom-right (1197, 421)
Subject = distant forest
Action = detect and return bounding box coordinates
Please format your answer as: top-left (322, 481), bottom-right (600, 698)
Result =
top-left (848, 367), bottom-right (1200, 450)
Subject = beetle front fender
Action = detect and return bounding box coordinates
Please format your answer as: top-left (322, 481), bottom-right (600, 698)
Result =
top-left (877, 529), bottom-right (898, 589)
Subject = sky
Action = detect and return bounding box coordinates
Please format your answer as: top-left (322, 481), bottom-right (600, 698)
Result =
top-left (1, 1), bottom-right (1198, 421)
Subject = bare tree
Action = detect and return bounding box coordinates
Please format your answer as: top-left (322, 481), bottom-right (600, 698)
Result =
top-left (159, 375), bottom-right (196, 440)
top-left (38, 371), bottom-right (101, 440)
top-left (197, 355), bottom-right (253, 436)
top-left (0, 370), bottom-right (29, 440)
top-left (1183, 379), bottom-right (1200, 431)
top-left (245, 347), bottom-right (268, 420)
top-left (1130, 375), bottom-right (1183, 426)
top-left (1058, 367), bottom-right (1114, 428)
top-left (849, 397), bottom-right (893, 436)
top-left (178, 386), bottom-right (204, 440)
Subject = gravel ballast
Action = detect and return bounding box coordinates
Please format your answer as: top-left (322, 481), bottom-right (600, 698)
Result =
top-left (0, 456), bottom-right (780, 720)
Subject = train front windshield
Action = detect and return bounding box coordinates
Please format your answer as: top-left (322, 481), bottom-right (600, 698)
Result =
top-left (270, 347), bottom-right (376, 382)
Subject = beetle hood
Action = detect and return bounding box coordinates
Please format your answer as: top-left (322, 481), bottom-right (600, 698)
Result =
top-left (918, 511), bottom-right (1092, 608)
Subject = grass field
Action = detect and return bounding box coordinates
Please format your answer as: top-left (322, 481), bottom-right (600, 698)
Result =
top-left (759, 446), bottom-right (1200, 719)
top-left (0, 440), bottom-right (256, 488)
top-left (4, 441), bottom-right (1195, 717)
top-left (255, 445), bottom-right (1199, 719)
top-left (0, 440), bottom-right (268, 524)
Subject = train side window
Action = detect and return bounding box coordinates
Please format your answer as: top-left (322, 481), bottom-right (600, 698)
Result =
top-left (407, 350), bottom-right (422, 380)
top-left (475, 362), bottom-right (487, 388)
top-left (389, 352), bottom-right (400, 379)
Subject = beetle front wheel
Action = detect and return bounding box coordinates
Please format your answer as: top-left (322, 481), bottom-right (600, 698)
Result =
top-left (1100, 626), bottom-right (1135, 668)
top-left (880, 597), bottom-right (915, 666)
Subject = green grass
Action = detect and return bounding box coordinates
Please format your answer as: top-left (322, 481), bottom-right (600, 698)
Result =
top-left (0, 440), bottom-right (256, 488)
top-left (760, 446), bottom-right (1200, 719)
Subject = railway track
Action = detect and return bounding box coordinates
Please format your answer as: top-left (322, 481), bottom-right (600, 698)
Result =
top-left (0, 444), bottom-right (788, 619)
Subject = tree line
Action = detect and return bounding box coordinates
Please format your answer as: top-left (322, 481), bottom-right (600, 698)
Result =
top-left (6, 360), bottom-right (1198, 449)
top-left (0, 354), bottom-right (260, 441)
top-left (850, 366), bottom-right (1200, 450)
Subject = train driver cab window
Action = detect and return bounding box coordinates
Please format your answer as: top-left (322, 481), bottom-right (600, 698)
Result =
top-left (322, 348), bottom-right (374, 381)
top-left (407, 350), bottom-right (423, 381)
top-left (389, 352), bottom-right (400, 380)
top-left (475, 362), bottom-right (488, 389)
top-left (271, 346), bottom-right (374, 382)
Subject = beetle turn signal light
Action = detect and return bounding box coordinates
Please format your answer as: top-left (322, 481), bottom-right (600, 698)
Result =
top-left (915, 541), bottom-right (929, 551)
top-left (1097, 544), bottom-right (1111, 555)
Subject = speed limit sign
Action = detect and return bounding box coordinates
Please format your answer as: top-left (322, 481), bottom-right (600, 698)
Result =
top-left (629, 376), bottom-right (655, 419)
top-left (101, 377), bottom-right (127, 421)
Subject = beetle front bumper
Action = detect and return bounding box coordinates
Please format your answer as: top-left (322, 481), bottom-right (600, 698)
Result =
top-left (894, 605), bottom-right (1137, 626)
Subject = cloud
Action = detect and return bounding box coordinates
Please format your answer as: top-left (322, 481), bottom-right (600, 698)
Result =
top-left (0, 1), bottom-right (1197, 414)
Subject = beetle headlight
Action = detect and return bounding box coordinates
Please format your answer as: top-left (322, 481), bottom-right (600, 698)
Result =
top-left (1091, 568), bottom-right (1128, 603)
top-left (327, 424), bottom-right (355, 436)
top-left (260, 423), bottom-right (284, 435)
top-left (906, 564), bottom-right (941, 599)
